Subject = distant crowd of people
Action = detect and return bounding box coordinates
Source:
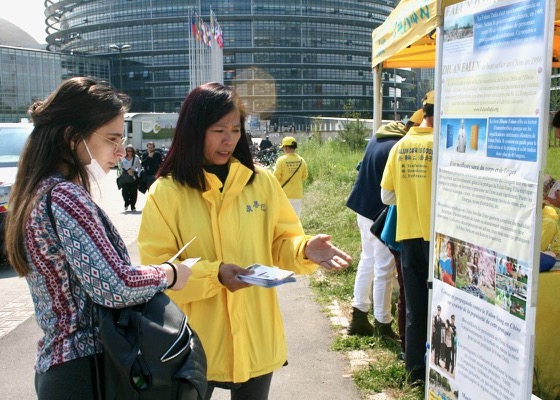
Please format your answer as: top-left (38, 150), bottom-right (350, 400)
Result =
top-left (117, 141), bottom-right (164, 211)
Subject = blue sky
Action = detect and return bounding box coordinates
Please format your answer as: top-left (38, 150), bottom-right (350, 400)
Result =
top-left (3, 0), bottom-right (46, 43)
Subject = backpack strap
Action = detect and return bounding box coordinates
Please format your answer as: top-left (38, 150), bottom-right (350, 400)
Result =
top-left (46, 184), bottom-right (60, 239)
top-left (45, 182), bottom-right (104, 398)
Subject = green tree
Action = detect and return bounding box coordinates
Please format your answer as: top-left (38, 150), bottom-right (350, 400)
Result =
top-left (339, 100), bottom-right (368, 151)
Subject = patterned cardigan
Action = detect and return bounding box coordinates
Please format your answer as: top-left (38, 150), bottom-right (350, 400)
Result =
top-left (24, 176), bottom-right (168, 373)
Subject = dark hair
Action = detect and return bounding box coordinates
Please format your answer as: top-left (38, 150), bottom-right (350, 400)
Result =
top-left (553, 109), bottom-right (560, 128)
top-left (158, 82), bottom-right (255, 191)
top-left (125, 144), bottom-right (136, 156)
top-left (5, 76), bottom-right (130, 276)
top-left (423, 103), bottom-right (434, 118)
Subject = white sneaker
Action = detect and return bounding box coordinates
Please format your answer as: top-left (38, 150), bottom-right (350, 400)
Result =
top-left (124, 206), bottom-right (128, 211)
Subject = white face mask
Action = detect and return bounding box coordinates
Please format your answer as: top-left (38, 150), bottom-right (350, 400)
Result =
top-left (84, 141), bottom-right (108, 181)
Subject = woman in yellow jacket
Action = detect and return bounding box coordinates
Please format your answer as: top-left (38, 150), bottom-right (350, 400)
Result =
top-left (273, 136), bottom-right (308, 217)
top-left (138, 82), bottom-right (351, 400)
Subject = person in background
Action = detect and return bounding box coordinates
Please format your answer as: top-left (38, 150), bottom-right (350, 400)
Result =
top-left (273, 136), bottom-right (308, 217)
top-left (449, 314), bottom-right (457, 373)
top-left (439, 240), bottom-right (456, 286)
top-left (541, 204), bottom-right (560, 256)
top-left (545, 110), bottom-right (560, 207)
top-left (119, 144), bottom-right (141, 211)
top-left (259, 135), bottom-right (273, 151)
top-left (405, 108), bottom-right (424, 132)
top-left (141, 141), bottom-right (163, 190)
top-left (381, 90), bottom-right (435, 385)
top-left (444, 319), bottom-right (453, 371)
top-left (345, 122), bottom-right (405, 341)
top-left (3, 77), bottom-right (191, 400)
top-left (431, 305), bottom-right (443, 368)
top-left (137, 82), bottom-right (352, 400)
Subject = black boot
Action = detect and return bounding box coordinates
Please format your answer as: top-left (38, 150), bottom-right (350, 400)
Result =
top-left (347, 307), bottom-right (374, 336)
top-left (373, 319), bottom-right (400, 340)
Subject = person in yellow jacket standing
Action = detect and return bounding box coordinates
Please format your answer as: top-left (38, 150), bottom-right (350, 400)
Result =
top-left (273, 136), bottom-right (308, 217)
top-left (137, 82), bottom-right (351, 400)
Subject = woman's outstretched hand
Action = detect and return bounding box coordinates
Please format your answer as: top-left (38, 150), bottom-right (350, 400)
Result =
top-left (304, 234), bottom-right (352, 270)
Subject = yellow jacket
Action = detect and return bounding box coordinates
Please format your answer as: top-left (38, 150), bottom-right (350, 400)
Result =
top-left (541, 205), bottom-right (560, 253)
top-left (138, 159), bottom-right (318, 383)
top-left (381, 127), bottom-right (433, 241)
top-left (273, 153), bottom-right (308, 199)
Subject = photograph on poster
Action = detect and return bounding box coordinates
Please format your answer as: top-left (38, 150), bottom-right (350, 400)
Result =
top-left (430, 304), bottom-right (457, 377)
top-left (494, 255), bottom-right (529, 320)
top-left (435, 237), bottom-right (457, 287)
top-left (439, 118), bottom-right (488, 155)
top-left (443, 14), bottom-right (473, 43)
top-left (435, 233), bottom-right (529, 321)
top-left (434, 233), bottom-right (495, 301)
top-left (458, 243), bottom-right (496, 301)
top-left (428, 368), bottom-right (459, 400)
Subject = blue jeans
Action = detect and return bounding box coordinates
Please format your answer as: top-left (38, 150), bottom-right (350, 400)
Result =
top-left (204, 372), bottom-right (273, 400)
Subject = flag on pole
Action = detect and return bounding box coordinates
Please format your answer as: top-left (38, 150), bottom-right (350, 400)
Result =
top-left (191, 14), bottom-right (197, 37)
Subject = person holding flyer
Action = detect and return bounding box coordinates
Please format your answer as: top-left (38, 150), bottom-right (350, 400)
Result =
top-left (380, 90), bottom-right (435, 385)
top-left (137, 82), bottom-right (352, 400)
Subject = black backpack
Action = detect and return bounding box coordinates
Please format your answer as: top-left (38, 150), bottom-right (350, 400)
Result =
top-left (99, 292), bottom-right (207, 400)
top-left (46, 185), bottom-right (207, 399)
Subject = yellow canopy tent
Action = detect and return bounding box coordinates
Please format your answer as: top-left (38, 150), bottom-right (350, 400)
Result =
top-left (371, 0), bottom-right (560, 69)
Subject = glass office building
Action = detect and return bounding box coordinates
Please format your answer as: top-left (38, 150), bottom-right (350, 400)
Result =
top-left (44, 0), bottom-right (416, 124)
top-left (0, 45), bottom-right (110, 122)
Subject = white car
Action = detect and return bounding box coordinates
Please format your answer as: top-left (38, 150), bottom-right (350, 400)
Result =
top-left (0, 123), bottom-right (34, 263)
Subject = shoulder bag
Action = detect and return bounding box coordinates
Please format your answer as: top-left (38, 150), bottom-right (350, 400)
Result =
top-left (116, 172), bottom-right (136, 189)
top-left (46, 185), bottom-right (207, 400)
top-left (370, 206), bottom-right (389, 240)
top-left (380, 205), bottom-right (401, 252)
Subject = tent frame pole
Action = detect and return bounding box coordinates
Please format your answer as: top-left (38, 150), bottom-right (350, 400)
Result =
top-left (373, 64), bottom-right (383, 133)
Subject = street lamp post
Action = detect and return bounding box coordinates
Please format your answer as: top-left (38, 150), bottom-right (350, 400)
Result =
top-left (109, 44), bottom-right (131, 90)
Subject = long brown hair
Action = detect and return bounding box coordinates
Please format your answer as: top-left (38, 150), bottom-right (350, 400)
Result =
top-left (4, 77), bottom-right (131, 276)
top-left (124, 144), bottom-right (136, 158)
top-left (158, 82), bottom-right (255, 191)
